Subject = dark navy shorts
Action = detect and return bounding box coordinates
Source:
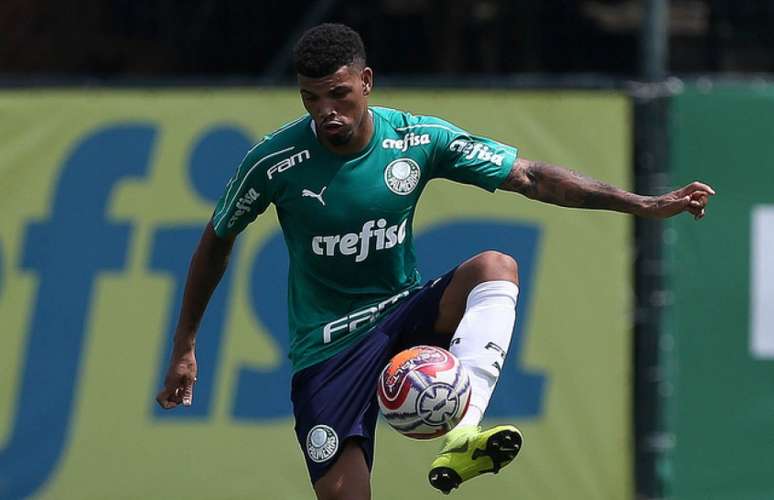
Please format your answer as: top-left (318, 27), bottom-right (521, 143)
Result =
top-left (291, 269), bottom-right (456, 484)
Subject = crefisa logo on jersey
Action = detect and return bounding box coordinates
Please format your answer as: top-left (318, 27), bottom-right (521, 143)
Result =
top-left (312, 218), bottom-right (408, 263)
top-left (306, 425), bottom-right (339, 463)
top-left (381, 132), bottom-right (430, 152)
top-left (227, 188), bottom-right (260, 228)
top-left (384, 158), bottom-right (420, 195)
top-left (449, 139), bottom-right (505, 166)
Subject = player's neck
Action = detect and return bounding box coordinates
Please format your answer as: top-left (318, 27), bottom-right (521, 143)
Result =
top-left (320, 110), bottom-right (374, 156)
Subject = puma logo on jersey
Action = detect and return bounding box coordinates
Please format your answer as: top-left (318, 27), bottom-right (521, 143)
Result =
top-left (382, 132), bottom-right (431, 151)
top-left (449, 139), bottom-right (505, 166)
top-left (312, 218), bottom-right (408, 263)
top-left (302, 186), bottom-right (327, 206)
top-left (266, 149), bottom-right (311, 179)
top-left (227, 188), bottom-right (260, 228)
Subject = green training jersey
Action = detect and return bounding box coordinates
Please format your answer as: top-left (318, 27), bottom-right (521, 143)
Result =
top-left (212, 106), bottom-right (518, 372)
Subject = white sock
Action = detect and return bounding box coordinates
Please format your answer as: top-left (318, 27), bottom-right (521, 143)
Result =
top-left (449, 280), bottom-right (519, 428)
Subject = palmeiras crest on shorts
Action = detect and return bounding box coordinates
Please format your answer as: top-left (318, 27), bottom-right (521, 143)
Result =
top-left (306, 424), bottom-right (339, 463)
top-left (384, 158), bottom-right (420, 195)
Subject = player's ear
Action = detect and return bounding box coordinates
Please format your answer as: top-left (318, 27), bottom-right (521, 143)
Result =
top-left (361, 67), bottom-right (373, 96)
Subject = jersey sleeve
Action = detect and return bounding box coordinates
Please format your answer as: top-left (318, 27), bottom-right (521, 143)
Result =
top-left (211, 142), bottom-right (274, 238)
top-left (427, 117), bottom-right (518, 192)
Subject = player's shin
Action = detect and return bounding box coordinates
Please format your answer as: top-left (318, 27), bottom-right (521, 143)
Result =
top-left (449, 280), bottom-right (518, 427)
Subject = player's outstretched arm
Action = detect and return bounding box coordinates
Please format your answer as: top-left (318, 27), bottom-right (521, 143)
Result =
top-left (500, 158), bottom-right (715, 220)
top-left (155, 221), bottom-right (236, 409)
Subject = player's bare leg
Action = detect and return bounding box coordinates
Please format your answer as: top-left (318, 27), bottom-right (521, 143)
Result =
top-left (313, 440), bottom-right (371, 500)
top-left (430, 250), bottom-right (523, 493)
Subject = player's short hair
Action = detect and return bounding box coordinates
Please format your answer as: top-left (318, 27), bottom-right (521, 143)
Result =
top-left (293, 23), bottom-right (366, 78)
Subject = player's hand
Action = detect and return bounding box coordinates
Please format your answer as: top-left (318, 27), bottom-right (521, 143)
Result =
top-left (155, 344), bottom-right (197, 409)
top-left (644, 181), bottom-right (716, 220)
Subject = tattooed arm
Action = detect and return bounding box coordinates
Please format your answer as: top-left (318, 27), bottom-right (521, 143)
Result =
top-left (499, 158), bottom-right (715, 220)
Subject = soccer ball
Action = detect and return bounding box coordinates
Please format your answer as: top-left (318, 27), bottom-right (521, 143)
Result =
top-left (377, 345), bottom-right (471, 439)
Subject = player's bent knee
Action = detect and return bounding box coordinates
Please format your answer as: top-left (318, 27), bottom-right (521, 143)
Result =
top-left (470, 250), bottom-right (519, 284)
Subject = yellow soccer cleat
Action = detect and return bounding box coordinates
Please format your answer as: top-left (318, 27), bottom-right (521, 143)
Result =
top-left (428, 424), bottom-right (523, 494)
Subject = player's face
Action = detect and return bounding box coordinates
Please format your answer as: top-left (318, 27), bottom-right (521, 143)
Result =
top-left (298, 64), bottom-right (373, 149)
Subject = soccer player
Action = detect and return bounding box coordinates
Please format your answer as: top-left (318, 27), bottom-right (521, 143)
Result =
top-left (156, 23), bottom-right (714, 499)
